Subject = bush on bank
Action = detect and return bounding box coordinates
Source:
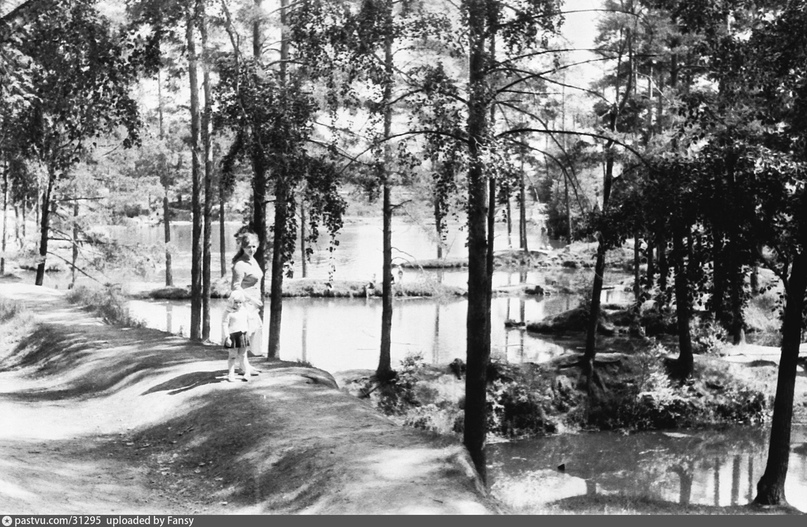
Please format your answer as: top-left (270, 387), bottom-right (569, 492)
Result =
top-left (343, 341), bottom-right (773, 441)
top-left (66, 285), bottom-right (145, 327)
top-left (146, 277), bottom-right (466, 300)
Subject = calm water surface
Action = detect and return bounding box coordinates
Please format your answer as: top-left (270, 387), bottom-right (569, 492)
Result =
top-left (30, 219), bottom-right (631, 371)
top-left (488, 425), bottom-right (807, 513)
top-left (95, 218), bottom-right (559, 286)
top-left (125, 286), bottom-right (630, 373)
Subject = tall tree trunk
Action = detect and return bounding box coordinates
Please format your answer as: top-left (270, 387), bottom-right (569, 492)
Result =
top-left (464, 0), bottom-right (491, 483)
top-left (378, 178), bottom-right (393, 379)
top-left (1, 160), bottom-right (7, 275)
top-left (219, 188), bottom-right (226, 278)
top-left (266, 0), bottom-right (291, 359)
top-left (187, 5), bottom-right (203, 341)
top-left (520, 154), bottom-right (528, 252)
top-left (377, 0), bottom-right (394, 381)
top-left (728, 249), bottom-right (745, 344)
top-left (486, 31), bottom-right (497, 330)
top-left (434, 193), bottom-right (444, 260)
top-left (583, 148), bottom-right (614, 390)
top-left (633, 232), bottom-right (641, 302)
top-left (673, 224), bottom-right (693, 377)
top-left (646, 237), bottom-right (655, 289)
top-left (507, 150), bottom-right (516, 248)
top-left (14, 205), bottom-right (20, 247)
top-left (158, 69), bottom-right (174, 287)
top-left (267, 179), bottom-right (288, 359)
top-left (564, 172), bottom-right (571, 242)
top-left (249, 0), bottom-right (268, 326)
top-left (755, 251), bottom-right (807, 506)
top-left (299, 195), bottom-right (307, 278)
top-left (34, 169), bottom-right (55, 286)
top-left (658, 236), bottom-right (669, 300)
top-left (201, 6), bottom-right (213, 341)
top-left (21, 198), bottom-right (26, 240)
top-left (70, 201), bottom-right (78, 288)
top-left (163, 187), bottom-right (173, 286)
top-left (712, 230), bottom-right (726, 325)
top-left (582, 25), bottom-right (633, 390)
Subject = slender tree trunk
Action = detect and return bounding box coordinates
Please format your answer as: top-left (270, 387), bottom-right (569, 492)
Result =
top-left (14, 205), bottom-right (20, 247)
top-left (163, 188), bottom-right (173, 286)
top-left (377, 0), bottom-right (394, 381)
top-left (378, 178), bottom-right (393, 379)
top-left (464, 0), bottom-right (491, 482)
top-left (584, 243), bottom-right (606, 369)
top-left (658, 236), bottom-right (669, 299)
top-left (70, 201), bottom-right (78, 288)
top-left (158, 69), bottom-right (174, 287)
top-left (187, 6), bottom-right (203, 341)
top-left (435, 193), bottom-right (444, 260)
top-left (582, 28), bottom-right (633, 389)
top-left (728, 249), bottom-right (745, 344)
top-left (266, 0), bottom-right (291, 359)
top-left (299, 196), bottom-right (307, 278)
top-left (755, 251), bottom-right (807, 506)
top-left (564, 173), bottom-right (571, 242)
top-left (1, 160), bottom-right (7, 275)
top-left (520, 155), bottom-right (528, 252)
top-left (201, 7), bottom-right (213, 341)
top-left (486, 31), bottom-right (497, 323)
top-left (507, 149), bottom-right (516, 249)
top-left (645, 235), bottom-right (655, 290)
top-left (673, 224), bottom-right (693, 377)
top-left (583, 148), bottom-right (614, 389)
top-left (249, 0), bottom-right (268, 326)
top-left (35, 181), bottom-right (40, 227)
top-left (219, 188), bottom-right (226, 278)
top-left (267, 179), bottom-right (288, 359)
top-left (712, 230), bottom-right (728, 328)
top-left (35, 170), bottom-right (55, 286)
top-left (633, 232), bottom-right (641, 302)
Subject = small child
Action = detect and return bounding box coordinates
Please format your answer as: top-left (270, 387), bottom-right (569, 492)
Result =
top-left (222, 290), bottom-right (257, 382)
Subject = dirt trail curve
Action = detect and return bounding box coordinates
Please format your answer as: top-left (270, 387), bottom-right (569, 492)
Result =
top-left (0, 282), bottom-right (499, 515)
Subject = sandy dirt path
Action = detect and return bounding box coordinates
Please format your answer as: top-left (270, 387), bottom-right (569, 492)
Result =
top-left (0, 281), bottom-right (499, 515)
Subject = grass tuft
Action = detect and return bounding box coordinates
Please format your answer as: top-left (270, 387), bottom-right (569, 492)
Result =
top-left (65, 285), bottom-right (145, 327)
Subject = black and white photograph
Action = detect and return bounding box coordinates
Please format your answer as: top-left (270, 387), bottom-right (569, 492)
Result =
top-left (1, 0), bottom-right (806, 517)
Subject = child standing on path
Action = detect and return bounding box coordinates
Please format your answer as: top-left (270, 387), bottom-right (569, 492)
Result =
top-left (222, 290), bottom-right (259, 382)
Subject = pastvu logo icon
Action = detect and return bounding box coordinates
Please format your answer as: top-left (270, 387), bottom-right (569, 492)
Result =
top-left (2, 515), bottom-right (12, 527)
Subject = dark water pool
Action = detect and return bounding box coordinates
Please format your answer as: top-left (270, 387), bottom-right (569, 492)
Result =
top-left (487, 425), bottom-right (807, 513)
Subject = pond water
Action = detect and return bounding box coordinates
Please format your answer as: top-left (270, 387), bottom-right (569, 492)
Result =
top-left (488, 425), bottom-right (807, 513)
top-left (58, 217), bottom-right (562, 288)
top-left (124, 280), bottom-right (632, 373)
top-left (28, 218), bottom-right (632, 372)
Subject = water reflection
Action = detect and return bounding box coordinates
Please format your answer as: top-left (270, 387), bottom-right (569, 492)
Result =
top-left (487, 426), bottom-right (807, 513)
top-left (126, 292), bottom-right (588, 373)
top-left (94, 219), bottom-right (556, 287)
top-left (124, 265), bottom-right (633, 373)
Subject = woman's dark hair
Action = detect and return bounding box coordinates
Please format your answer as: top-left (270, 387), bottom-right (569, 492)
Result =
top-left (232, 231), bottom-right (259, 264)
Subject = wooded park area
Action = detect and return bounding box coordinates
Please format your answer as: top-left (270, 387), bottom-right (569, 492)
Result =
top-left (1, 0), bottom-right (807, 510)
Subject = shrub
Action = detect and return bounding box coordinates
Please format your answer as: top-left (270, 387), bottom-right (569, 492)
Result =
top-left (374, 352), bottom-right (425, 416)
top-left (744, 289), bottom-right (783, 346)
top-left (487, 380), bottom-right (557, 438)
top-left (691, 314), bottom-right (728, 355)
top-left (0, 299), bottom-right (26, 322)
top-left (713, 387), bottom-right (768, 425)
top-left (403, 403), bottom-right (461, 435)
top-left (65, 285), bottom-right (144, 327)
